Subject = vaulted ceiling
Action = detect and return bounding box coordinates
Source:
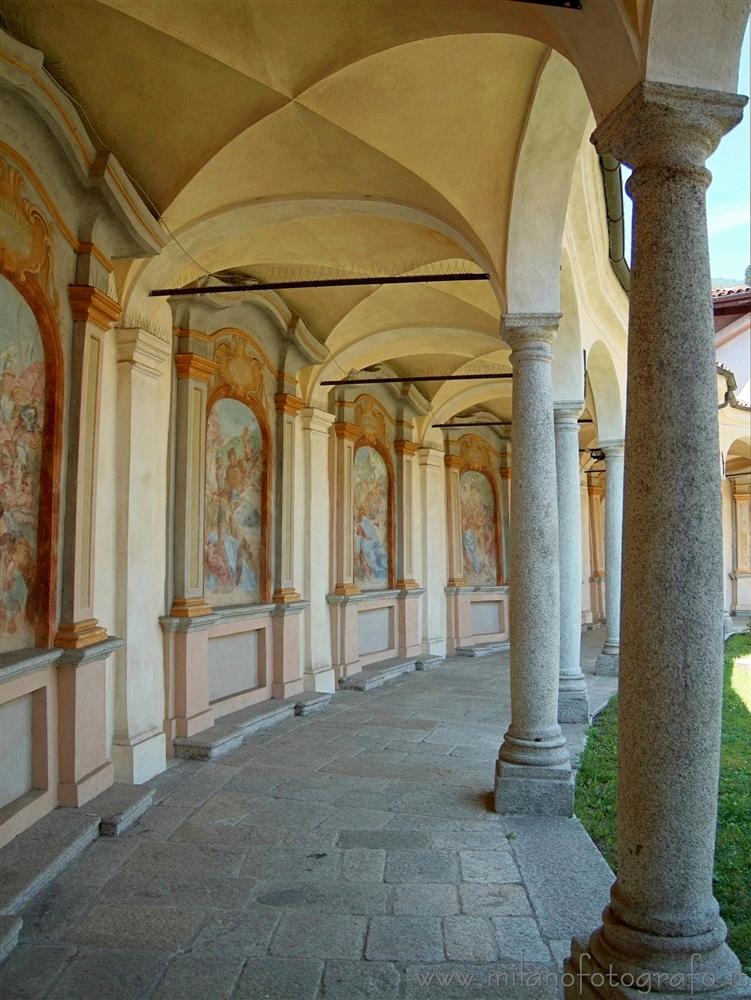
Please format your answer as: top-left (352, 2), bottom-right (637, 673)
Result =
top-left (1, 0), bottom-right (643, 426)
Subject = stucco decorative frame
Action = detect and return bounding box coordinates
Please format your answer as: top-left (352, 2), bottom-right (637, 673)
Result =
top-left (206, 334), bottom-right (273, 606)
top-left (457, 433), bottom-right (504, 587)
top-left (0, 157), bottom-right (64, 648)
top-left (352, 394), bottom-right (397, 592)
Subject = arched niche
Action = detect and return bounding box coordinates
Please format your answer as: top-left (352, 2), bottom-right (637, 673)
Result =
top-left (0, 270), bottom-right (62, 652)
top-left (353, 442), bottom-right (394, 592)
top-left (204, 394), bottom-right (270, 606)
top-left (459, 468), bottom-right (501, 587)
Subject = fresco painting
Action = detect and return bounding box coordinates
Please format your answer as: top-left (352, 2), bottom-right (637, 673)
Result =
top-left (205, 397), bottom-right (263, 604)
top-left (460, 470), bottom-right (498, 586)
top-left (0, 279), bottom-right (44, 652)
top-left (353, 445), bottom-right (389, 589)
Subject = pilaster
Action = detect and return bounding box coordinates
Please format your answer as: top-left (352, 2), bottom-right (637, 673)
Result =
top-left (273, 393), bottom-right (305, 604)
top-left (111, 327), bottom-right (171, 783)
top-left (301, 408), bottom-right (336, 692)
top-left (444, 454), bottom-right (466, 587)
top-left (394, 439), bottom-right (420, 589)
top-left (332, 421), bottom-right (362, 596)
top-left (56, 285), bottom-right (121, 649)
top-left (595, 439), bottom-right (625, 676)
top-left (170, 351), bottom-right (217, 619)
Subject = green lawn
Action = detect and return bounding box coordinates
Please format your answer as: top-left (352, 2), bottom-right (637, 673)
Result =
top-left (575, 632), bottom-right (751, 974)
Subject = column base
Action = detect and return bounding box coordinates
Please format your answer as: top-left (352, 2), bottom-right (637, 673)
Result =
top-left (565, 935), bottom-right (751, 998)
top-left (596, 649), bottom-right (620, 676)
top-left (558, 686), bottom-right (591, 723)
top-left (113, 728), bottom-right (166, 784)
top-left (304, 667), bottom-right (337, 694)
top-left (494, 759), bottom-right (574, 817)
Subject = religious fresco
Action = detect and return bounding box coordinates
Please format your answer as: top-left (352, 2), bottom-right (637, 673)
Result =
top-left (204, 397), bottom-right (264, 605)
top-left (460, 470), bottom-right (498, 586)
top-left (353, 445), bottom-right (389, 590)
top-left (0, 278), bottom-right (44, 651)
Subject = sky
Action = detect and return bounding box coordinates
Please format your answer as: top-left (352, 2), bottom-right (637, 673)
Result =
top-left (623, 22), bottom-right (750, 285)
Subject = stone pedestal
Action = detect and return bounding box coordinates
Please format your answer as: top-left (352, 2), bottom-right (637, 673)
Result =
top-left (595, 441), bottom-right (625, 676)
top-left (271, 602), bottom-right (307, 699)
top-left (555, 402), bottom-right (590, 723)
top-left (566, 81), bottom-right (749, 998)
top-left (161, 615), bottom-right (216, 743)
top-left (494, 314), bottom-right (573, 817)
top-left (57, 637), bottom-right (123, 807)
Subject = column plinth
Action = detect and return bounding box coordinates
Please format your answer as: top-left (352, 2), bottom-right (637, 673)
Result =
top-left (494, 314), bottom-right (573, 817)
top-left (595, 440), bottom-right (625, 676)
top-left (565, 81), bottom-right (749, 999)
top-left (555, 402), bottom-right (590, 722)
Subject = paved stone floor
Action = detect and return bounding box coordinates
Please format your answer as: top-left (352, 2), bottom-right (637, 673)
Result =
top-left (1, 629), bottom-right (617, 1000)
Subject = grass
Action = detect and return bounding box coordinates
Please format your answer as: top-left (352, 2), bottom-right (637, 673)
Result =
top-left (575, 632), bottom-right (751, 974)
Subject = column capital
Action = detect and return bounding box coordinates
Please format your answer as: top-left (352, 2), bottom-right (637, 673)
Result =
top-left (174, 353), bottom-right (218, 382)
top-left (592, 82), bottom-right (746, 175)
top-left (333, 421), bottom-right (361, 442)
top-left (444, 455), bottom-right (464, 470)
top-left (502, 313), bottom-right (560, 355)
top-left (275, 392), bottom-right (306, 417)
top-left (553, 400), bottom-right (584, 425)
top-left (417, 447), bottom-right (445, 468)
top-left (68, 284), bottom-right (121, 331)
top-left (598, 438), bottom-right (625, 458)
top-left (300, 407), bottom-right (335, 435)
top-left (395, 439), bottom-right (419, 456)
top-left (117, 328), bottom-right (171, 380)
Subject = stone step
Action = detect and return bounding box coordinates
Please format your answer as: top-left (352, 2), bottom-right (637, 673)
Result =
top-left (292, 692), bottom-right (333, 716)
top-left (456, 642), bottom-right (509, 657)
top-left (0, 915), bottom-right (22, 964)
top-left (342, 656), bottom-right (417, 691)
top-left (84, 783), bottom-right (155, 837)
top-left (173, 699), bottom-right (296, 760)
top-left (415, 656), bottom-right (444, 671)
top-left (0, 808), bottom-right (99, 916)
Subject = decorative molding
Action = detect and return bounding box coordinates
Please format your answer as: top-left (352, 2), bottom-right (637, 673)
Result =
top-left (0, 158), bottom-right (58, 311)
top-left (274, 393), bottom-right (305, 417)
top-left (117, 328), bottom-right (171, 379)
top-left (354, 395), bottom-right (387, 442)
top-left (458, 434), bottom-right (492, 472)
top-left (395, 440), bottom-right (419, 456)
top-left (169, 597), bottom-right (215, 619)
top-left (333, 421), bottom-right (361, 443)
top-left (213, 336), bottom-right (266, 402)
top-left (68, 285), bottom-right (121, 330)
top-left (54, 618), bottom-right (108, 650)
top-left (174, 353), bottom-right (218, 382)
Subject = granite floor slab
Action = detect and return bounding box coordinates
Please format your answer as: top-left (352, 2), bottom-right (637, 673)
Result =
top-left (1, 630), bottom-right (616, 999)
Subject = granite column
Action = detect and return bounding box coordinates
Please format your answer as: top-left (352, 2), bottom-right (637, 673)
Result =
top-left (554, 402), bottom-right (590, 722)
top-left (494, 314), bottom-right (573, 816)
top-left (567, 82), bottom-right (749, 998)
top-left (595, 440), bottom-right (625, 676)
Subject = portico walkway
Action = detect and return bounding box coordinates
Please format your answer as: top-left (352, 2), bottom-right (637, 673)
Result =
top-left (1, 630), bottom-right (617, 1000)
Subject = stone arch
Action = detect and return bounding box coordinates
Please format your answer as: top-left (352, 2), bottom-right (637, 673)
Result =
top-left (505, 50), bottom-right (592, 314)
top-left (586, 339), bottom-right (624, 442)
top-left (553, 249), bottom-right (585, 402)
top-left (645, 0), bottom-right (749, 95)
